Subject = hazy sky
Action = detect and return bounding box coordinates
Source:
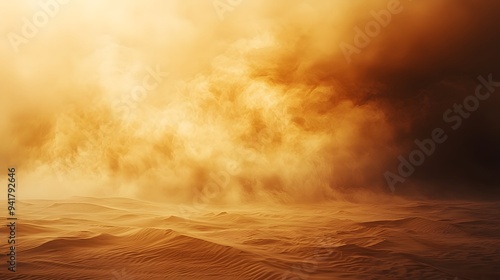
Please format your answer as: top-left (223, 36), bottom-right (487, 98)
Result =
top-left (1, 0), bottom-right (499, 201)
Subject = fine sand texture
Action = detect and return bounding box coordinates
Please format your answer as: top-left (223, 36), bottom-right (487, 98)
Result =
top-left (1, 197), bottom-right (499, 279)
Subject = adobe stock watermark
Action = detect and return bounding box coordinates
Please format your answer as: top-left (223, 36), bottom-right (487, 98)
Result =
top-left (385, 74), bottom-right (500, 192)
top-left (113, 64), bottom-right (167, 121)
top-left (178, 126), bottom-right (275, 219)
top-left (178, 143), bottom-right (261, 219)
top-left (213, 0), bottom-right (243, 21)
top-left (7, 0), bottom-right (71, 53)
top-left (111, 268), bottom-right (135, 280)
top-left (281, 235), bottom-right (343, 280)
top-left (339, 0), bottom-right (413, 64)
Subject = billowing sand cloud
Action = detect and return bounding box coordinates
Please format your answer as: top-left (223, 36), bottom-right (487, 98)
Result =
top-left (0, 0), bottom-right (499, 201)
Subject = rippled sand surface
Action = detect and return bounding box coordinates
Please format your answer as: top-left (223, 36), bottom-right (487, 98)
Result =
top-left (1, 197), bottom-right (499, 279)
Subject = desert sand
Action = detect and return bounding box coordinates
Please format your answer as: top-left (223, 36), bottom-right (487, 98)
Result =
top-left (0, 197), bottom-right (498, 279)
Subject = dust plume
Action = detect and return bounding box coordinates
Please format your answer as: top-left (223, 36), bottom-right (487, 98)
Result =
top-left (1, 0), bottom-right (499, 202)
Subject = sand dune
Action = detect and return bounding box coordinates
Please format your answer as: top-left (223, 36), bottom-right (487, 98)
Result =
top-left (1, 198), bottom-right (499, 279)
